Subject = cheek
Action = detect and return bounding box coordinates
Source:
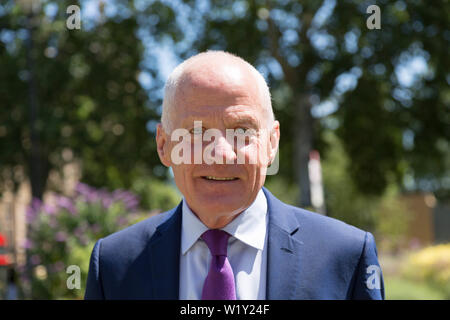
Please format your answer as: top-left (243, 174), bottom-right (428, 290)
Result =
top-left (167, 137), bottom-right (198, 165)
top-left (172, 164), bottom-right (196, 196)
top-left (237, 137), bottom-right (269, 166)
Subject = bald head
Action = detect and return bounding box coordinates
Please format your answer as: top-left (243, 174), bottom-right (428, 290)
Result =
top-left (156, 51), bottom-right (281, 225)
top-left (161, 51), bottom-right (274, 131)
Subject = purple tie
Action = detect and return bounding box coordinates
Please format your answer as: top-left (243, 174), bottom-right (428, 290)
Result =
top-left (201, 229), bottom-right (236, 300)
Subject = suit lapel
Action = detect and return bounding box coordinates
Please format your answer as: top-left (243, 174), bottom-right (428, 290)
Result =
top-left (147, 203), bottom-right (182, 299)
top-left (145, 190), bottom-right (307, 300)
top-left (263, 188), bottom-right (304, 300)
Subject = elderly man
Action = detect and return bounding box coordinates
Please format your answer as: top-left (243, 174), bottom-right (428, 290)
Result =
top-left (85, 51), bottom-right (384, 300)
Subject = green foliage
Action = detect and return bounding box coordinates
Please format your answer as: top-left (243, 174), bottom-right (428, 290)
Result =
top-left (372, 187), bottom-right (411, 252)
top-left (321, 131), bottom-right (378, 229)
top-left (131, 177), bottom-right (182, 212)
top-left (400, 244), bottom-right (450, 299)
top-left (188, 0), bottom-right (450, 199)
top-left (0, 0), bottom-right (161, 198)
top-left (321, 130), bottom-right (411, 238)
top-left (21, 183), bottom-right (150, 299)
top-left (264, 176), bottom-right (299, 206)
top-left (1, 0), bottom-right (448, 298)
top-left (384, 275), bottom-right (445, 300)
top-left (1, 0), bottom-right (448, 204)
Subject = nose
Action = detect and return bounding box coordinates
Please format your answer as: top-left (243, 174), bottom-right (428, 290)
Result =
top-left (208, 135), bottom-right (237, 164)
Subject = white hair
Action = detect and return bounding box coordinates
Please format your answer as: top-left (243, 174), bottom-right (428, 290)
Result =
top-left (161, 51), bottom-right (274, 132)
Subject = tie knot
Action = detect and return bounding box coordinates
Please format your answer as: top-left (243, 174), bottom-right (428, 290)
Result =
top-left (201, 229), bottom-right (230, 256)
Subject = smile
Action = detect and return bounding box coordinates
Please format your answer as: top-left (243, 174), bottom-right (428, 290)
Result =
top-left (202, 176), bottom-right (239, 181)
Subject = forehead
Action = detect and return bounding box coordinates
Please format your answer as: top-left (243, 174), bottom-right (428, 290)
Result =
top-left (180, 106), bottom-right (261, 128)
top-left (171, 60), bottom-right (265, 125)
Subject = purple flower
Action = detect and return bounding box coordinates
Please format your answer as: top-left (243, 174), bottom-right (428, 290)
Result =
top-left (26, 206), bottom-right (37, 223)
top-left (112, 190), bottom-right (133, 201)
top-left (43, 204), bottom-right (57, 215)
top-left (25, 198), bottom-right (43, 223)
top-left (117, 216), bottom-right (128, 227)
top-left (31, 197), bottom-right (43, 209)
top-left (76, 182), bottom-right (141, 212)
top-left (56, 196), bottom-right (77, 215)
top-left (85, 191), bottom-right (100, 203)
top-left (48, 217), bottom-right (58, 228)
top-left (17, 264), bottom-right (26, 274)
top-left (91, 223), bottom-right (101, 234)
top-left (112, 189), bottom-right (127, 199)
top-left (98, 189), bottom-right (108, 198)
top-left (22, 238), bottom-right (33, 249)
top-left (79, 236), bottom-right (89, 246)
top-left (55, 231), bottom-right (67, 242)
top-left (74, 226), bottom-right (88, 242)
top-left (74, 227), bottom-right (82, 238)
top-left (30, 254), bottom-right (41, 265)
top-left (75, 182), bottom-right (92, 197)
top-left (51, 261), bottom-right (65, 272)
top-left (124, 200), bottom-right (139, 211)
top-left (101, 194), bottom-right (114, 209)
top-left (76, 183), bottom-right (109, 206)
top-left (112, 191), bottom-right (140, 211)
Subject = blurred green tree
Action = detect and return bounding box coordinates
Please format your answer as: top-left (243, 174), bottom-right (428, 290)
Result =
top-left (0, 0), bottom-right (161, 199)
top-left (177, 0), bottom-right (450, 206)
top-left (321, 130), bottom-right (410, 239)
top-left (1, 0), bottom-right (448, 208)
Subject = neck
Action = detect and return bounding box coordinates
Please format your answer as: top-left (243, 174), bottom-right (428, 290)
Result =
top-left (196, 211), bottom-right (242, 229)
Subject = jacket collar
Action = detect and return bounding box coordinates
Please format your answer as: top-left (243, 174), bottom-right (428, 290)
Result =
top-left (147, 203), bottom-right (182, 299)
top-left (262, 187), bottom-right (304, 300)
top-left (146, 187), bottom-right (304, 300)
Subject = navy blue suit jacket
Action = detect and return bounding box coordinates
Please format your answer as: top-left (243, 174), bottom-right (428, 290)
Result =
top-left (85, 187), bottom-right (385, 299)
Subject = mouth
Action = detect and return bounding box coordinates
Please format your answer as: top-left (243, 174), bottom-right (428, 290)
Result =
top-left (201, 176), bottom-right (239, 181)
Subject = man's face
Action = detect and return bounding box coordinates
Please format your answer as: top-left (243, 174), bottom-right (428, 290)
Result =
top-left (156, 61), bottom-right (279, 228)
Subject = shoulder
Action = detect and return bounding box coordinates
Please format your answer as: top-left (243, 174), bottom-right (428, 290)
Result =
top-left (296, 206), bottom-right (366, 239)
top-left (293, 205), bottom-right (366, 243)
top-left (265, 189), bottom-right (384, 299)
top-left (98, 205), bottom-right (180, 261)
top-left (264, 187), bottom-right (367, 252)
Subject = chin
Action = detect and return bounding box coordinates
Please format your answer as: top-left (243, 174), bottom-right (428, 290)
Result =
top-left (192, 193), bottom-right (249, 216)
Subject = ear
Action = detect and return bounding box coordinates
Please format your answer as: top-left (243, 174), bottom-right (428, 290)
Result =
top-left (156, 123), bottom-right (172, 167)
top-left (268, 120), bottom-right (280, 165)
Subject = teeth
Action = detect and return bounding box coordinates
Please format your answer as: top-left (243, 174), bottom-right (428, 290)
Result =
top-left (205, 176), bottom-right (236, 181)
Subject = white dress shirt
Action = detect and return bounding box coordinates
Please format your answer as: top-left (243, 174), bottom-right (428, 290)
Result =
top-left (179, 189), bottom-right (268, 300)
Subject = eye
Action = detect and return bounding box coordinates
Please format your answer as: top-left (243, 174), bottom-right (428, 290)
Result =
top-left (235, 127), bottom-right (249, 134)
top-left (234, 127), bottom-right (257, 136)
top-left (189, 127), bottom-right (205, 135)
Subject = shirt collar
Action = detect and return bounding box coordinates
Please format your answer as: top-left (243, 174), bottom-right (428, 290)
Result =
top-left (181, 198), bottom-right (208, 255)
top-left (181, 188), bottom-right (268, 255)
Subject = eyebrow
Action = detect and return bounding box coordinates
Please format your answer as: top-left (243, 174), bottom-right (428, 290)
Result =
top-left (179, 113), bottom-right (260, 129)
top-left (224, 114), bottom-right (259, 128)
